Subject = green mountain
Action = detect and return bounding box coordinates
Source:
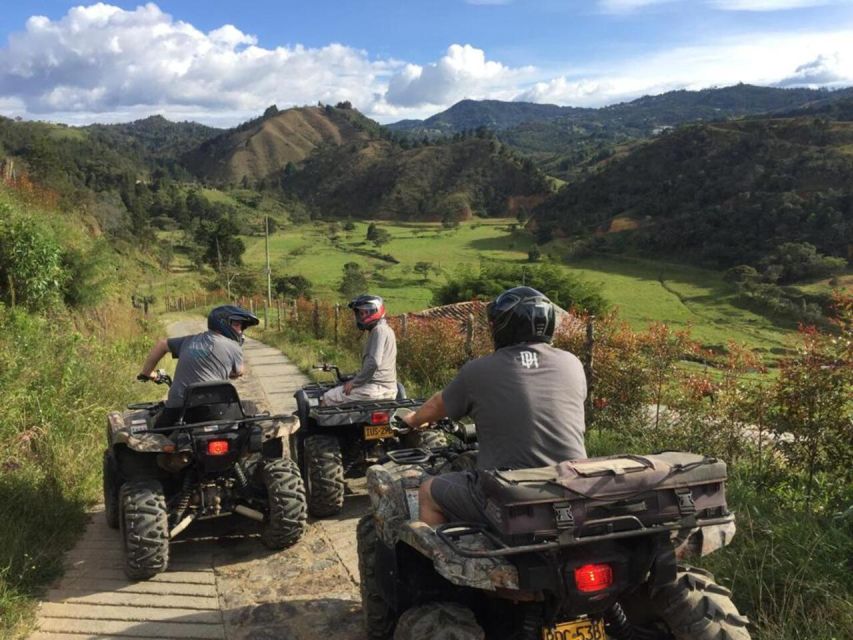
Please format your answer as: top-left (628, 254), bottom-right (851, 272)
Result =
top-left (533, 114), bottom-right (853, 268)
top-left (183, 103), bottom-right (381, 185)
top-left (279, 135), bottom-right (550, 221)
top-left (387, 84), bottom-right (853, 179)
top-left (85, 115), bottom-right (221, 159)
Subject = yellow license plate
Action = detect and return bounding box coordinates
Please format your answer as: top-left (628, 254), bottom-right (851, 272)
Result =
top-left (364, 424), bottom-right (394, 440)
top-left (542, 618), bottom-right (606, 640)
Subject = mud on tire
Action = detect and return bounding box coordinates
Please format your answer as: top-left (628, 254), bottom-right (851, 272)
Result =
top-left (120, 479), bottom-right (169, 580)
top-left (261, 457), bottom-right (308, 549)
top-left (304, 435), bottom-right (345, 517)
top-left (624, 565), bottom-right (751, 640)
top-left (358, 515), bottom-right (397, 639)
top-left (393, 602), bottom-right (485, 640)
top-left (103, 451), bottom-right (120, 529)
top-left (404, 429), bottom-right (447, 450)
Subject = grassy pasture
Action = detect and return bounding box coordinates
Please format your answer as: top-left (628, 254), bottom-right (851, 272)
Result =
top-left (242, 219), bottom-right (799, 356)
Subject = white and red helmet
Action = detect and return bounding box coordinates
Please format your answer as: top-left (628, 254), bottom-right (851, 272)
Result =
top-left (348, 294), bottom-right (386, 330)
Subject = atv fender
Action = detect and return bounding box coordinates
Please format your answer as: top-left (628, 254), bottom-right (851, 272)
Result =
top-left (115, 431), bottom-right (176, 453)
top-left (366, 462), bottom-right (520, 592)
top-left (673, 520), bottom-right (737, 560)
top-left (259, 414), bottom-right (301, 438)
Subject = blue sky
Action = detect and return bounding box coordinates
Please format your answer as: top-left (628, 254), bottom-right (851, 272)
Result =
top-left (0, 1), bottom-right (851, 126)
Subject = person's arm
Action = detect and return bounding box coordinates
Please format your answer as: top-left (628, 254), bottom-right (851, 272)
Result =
top-left (402, 390), bottom-right (447, 430)
top-left (348, 329), bottom-right (384, 391)
top-left (139, 338), bottom-right (169, 379)
top-left (229, 347), bottom-right (245, 378)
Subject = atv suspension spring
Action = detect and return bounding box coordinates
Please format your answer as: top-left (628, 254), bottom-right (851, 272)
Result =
top-left (233, 462), bottom-right (249, 491)
top-left (604, 602), bottom-right (635, 640)
top-left (518, 604), bottom-right (544, 640)
top-left (170, 475), bottom-right (193, 525)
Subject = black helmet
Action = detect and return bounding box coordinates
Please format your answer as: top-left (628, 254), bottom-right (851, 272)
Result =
top-left (348, 294), bottom-right (386, 330)
top-left (207, 305), bottom-right (259, 345)
top-left (486, 286), bottom-right (556, 350)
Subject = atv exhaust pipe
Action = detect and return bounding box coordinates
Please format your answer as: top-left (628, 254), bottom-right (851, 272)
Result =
top-left (170, 514), bottom-right (195, 539)
top-left (234, 505), bottom-right (264, 522)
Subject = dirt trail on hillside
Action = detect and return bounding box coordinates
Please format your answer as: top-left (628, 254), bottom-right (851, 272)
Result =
top-left (30, 318), bottom-right (368, 640)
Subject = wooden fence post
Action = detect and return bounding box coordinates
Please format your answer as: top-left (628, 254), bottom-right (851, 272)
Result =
top-left (292, 299), bottom-right (299, 322)
top-left (313, 300), bottom-right (320, 339)
top-left (263, 302), bottom-right (268, 329)
top-left (401, 313), bottom-right (408, 339)
top-left (464, 313), bottom-right (474, 360)
top-left (334, 303), bottom-right (340, 345)
top-left (584, 316), bottom-right (596, 417)
top-left (277, 300), bottom-right (283, 331)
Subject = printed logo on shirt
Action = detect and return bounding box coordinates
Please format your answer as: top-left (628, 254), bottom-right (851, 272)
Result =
top-left (519, 351), bottom-right (539, 369)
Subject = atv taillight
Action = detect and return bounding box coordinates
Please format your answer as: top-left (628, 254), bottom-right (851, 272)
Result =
top-left (370, 411), bottom-right (390, 425)
top-left (574, 563), bottom-right (613, 593)
top-left (206, 440), bottom-right (229, 456)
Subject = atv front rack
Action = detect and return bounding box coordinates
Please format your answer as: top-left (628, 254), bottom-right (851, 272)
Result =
top-left (309, 397), bottom-right (422, 416)
top-left (435, 513), bottom-right (736, 558)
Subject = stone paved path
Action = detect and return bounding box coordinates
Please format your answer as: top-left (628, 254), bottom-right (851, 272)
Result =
top-left (30, 320), bottom-right (369, 640)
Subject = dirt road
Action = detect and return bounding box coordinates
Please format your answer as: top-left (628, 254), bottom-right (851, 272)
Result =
top-left (30, 320), bottom-right (369, 640)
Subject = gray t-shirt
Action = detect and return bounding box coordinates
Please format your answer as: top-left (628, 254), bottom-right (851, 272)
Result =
top-left (165, 332), bottom-right (243, 408)
top-left (351, 319), bottom-right (397, 389)
top-left (442, 343), bottom-right (587, 470)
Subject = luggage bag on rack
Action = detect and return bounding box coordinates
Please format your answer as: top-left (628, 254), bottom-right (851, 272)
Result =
top-left (478, 451), bottom-right (729, 545)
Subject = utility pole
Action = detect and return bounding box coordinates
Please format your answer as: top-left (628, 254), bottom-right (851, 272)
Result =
top-left (265, 215), bottom-right (272, 308)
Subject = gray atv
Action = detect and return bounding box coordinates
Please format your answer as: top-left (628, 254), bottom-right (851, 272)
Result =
top-left (358, 420), bottom-right (751, 640)
top-left (290, 363), bottom-right (448, 518)
top-left (103, 370), bottom-right (307, 580)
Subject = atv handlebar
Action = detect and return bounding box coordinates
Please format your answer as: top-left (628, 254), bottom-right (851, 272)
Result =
top-left (312, 363), bottom-right (355, 384)
top-left (137, 369), bottom-right (172, 386)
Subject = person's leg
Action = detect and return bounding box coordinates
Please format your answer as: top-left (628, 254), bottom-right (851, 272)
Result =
top-left (320, 385), bottom-right (348, 406)
top-left (419, 477), bottom-right (447, 526)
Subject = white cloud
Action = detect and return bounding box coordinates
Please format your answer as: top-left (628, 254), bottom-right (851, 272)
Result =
top-left (777, 52), bottom-right (852, 86)
top-left (0, 3), bottom-right (397, 124)
top-left (710, 0), bottom-right (840, 10)
top-left (384, 44), bottom-right (534, 108)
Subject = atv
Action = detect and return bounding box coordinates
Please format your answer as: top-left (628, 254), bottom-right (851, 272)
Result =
top-left (289, 363), bottom-right (448, 518)
top-left (358, 419), bottom-right (751, 640)
top-left (103, 370), bottom-right (308, 580)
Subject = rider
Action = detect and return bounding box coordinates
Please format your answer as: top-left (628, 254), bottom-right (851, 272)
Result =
top-left (138, 305), bottom-right (259, 427)
top-left (401, 286), bottom-right (587, 525)
top-left (321, 294), bottom-right (398, 405)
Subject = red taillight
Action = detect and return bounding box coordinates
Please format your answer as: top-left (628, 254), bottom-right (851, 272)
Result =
top-left (206, 440), bottom-right (229, 456)
top-left (370, 411), bottom-right (390, 425)
top-left (574, 564), bottom-right (613, 593)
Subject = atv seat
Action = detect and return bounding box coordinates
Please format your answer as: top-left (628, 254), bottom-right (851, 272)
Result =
top-left (179, 381), bottom-right (245, 424)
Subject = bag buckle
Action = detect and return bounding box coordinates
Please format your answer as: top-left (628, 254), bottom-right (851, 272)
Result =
top-left (675, 488), bottom-right (696, 515)
top-left (553, 502), bottom-right (575, 530)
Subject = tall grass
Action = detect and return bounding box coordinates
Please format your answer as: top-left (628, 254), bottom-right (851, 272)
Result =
top-left (0, 304), bottom-right (155, 638)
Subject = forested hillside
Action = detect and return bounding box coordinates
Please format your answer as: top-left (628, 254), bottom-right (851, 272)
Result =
top-left (534, 115), bottom-right (853, 269)
top-left (279, 133), bottom-right (550, 221)
top-left (389, 84), bottom-right (853, 179)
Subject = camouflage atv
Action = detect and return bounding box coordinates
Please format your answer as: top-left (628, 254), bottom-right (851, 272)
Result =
top-left (358, 421), bottom-right (750, 640)
top-left (103, 370), bottom-right (307, 580)
top-left (290, 363), bottom-right (448, 518)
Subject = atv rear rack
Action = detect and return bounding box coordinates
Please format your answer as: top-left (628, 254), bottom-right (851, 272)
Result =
top-left (435, 513), bottom-right (736, 558)
top-left (142, 413), bottom-right (291, 434)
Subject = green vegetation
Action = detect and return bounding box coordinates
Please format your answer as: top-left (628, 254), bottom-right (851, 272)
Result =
top-left (0, 187), bottom-right (158, 638)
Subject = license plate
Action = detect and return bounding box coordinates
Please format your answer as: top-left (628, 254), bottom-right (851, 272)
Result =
top-left (364, 424), bottom-right (393, 440)
top-left (542, 618), bottom-right (606, 640)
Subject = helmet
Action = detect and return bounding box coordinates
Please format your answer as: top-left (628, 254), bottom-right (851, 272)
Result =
top-left (348, 294), bottom-right (386, 330)
top-left (486, 286), bottom-right (556, 350)
top-left (207, 305), bottom-right (259, 345)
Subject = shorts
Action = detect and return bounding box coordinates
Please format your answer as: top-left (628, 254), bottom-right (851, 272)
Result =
top-left (430, 471), bottom-right (487, 524)
top-left (320, 383), bottom-right (397, 406)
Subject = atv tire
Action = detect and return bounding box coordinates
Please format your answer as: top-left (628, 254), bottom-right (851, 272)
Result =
top-left (260, 457), bottom-right (308, 549)
top-left (358, 515), bottom-right (397, 639)
top-left (394, 602), bottom-right (485, 640)
top-left (304, 435), bottom-right (345, 517)
top-left (120, 479), bottom-right (169, 580)
top-left (103, 451), bottom-right (120, 529)
top-left (405, 429), bottom-right (447, 450)
top-left (623, 565), bottom-right (751, 640)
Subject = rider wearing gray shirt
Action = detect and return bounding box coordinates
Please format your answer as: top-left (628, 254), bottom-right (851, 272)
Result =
top-left (402, 287), bottom-right (587, 526)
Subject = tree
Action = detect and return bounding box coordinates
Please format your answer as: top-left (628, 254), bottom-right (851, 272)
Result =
top-left (0, 213), bottom-right (65, 310)
top-left (528, 245), bottom-right (542, 263)
top-left (366, 222), bottom-right (378, 241)
top-left (196, 217), bottom-right (245, 269)
top-left (273, 274), bottom-right (313, 299)
top-left (371, 227), bottom-right (392, 247)
top-left (414, 261), bottom-right (434, 283)
top-left (339, 262), bottom-right (368, 298)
